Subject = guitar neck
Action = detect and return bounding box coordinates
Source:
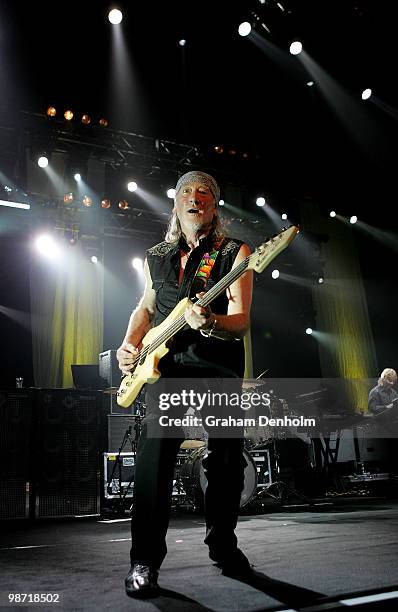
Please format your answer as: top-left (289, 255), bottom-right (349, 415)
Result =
top-left (196, 257), bottom-right (249, 308)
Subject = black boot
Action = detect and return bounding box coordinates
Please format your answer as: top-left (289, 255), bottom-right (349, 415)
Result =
top-left (210, 548), bottom-right (253, 577)
top-left (125, 564), bottom-right (159, 597)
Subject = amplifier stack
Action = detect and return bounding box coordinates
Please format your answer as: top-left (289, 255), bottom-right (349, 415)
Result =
top-left (0, 388), bottom-right (102, 520)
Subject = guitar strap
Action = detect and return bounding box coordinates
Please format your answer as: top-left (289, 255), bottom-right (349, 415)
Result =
top-left (193, 241), bottom-right (222, 288)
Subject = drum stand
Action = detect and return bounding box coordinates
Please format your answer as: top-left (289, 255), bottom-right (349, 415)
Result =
top-left (258, 480), bottom-right (310, 506)
top-left (256, 438), bottom-right (311, 507)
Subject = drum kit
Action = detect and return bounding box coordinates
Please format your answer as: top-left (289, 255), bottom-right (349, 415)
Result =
top-left (107, 378), bottom-right (310, 511)
top-left (174, 442), bottom-right (258, 510)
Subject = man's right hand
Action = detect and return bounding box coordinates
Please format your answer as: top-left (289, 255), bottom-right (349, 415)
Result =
top-left (116, 343), bottom-right (139, 375)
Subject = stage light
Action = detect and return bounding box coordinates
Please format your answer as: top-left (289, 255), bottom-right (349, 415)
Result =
top-left (81, 114), bottom-right (91, 125)
top-left (306, 80), bottom-right (314, 87)
top-left (179, 39), bottom-right (186, 47)
top-left (238, 22), bottom-right (251, 37)
top-left (64, 110), bottom-right (74, 121)
top-left (281, 213), bottom-right (288, 220)
top-left (109, 8), bottom-right (122, 24)
top-left (132, 257), bottom-right (143, 271)
top-left (167, 188), bottom-right (176, 199)
top-left (214, 145), bottom-right (224, 154)
top-left (318, 277), bottom-right (324, 284)
top-left (350, 215), bottom-right (358, 224)
top-left (329, 210), bottom-right (336, 218)
top-left (219, 199), bottom-right (225, 206)
top-left (119, 200), bottom-right (129, 210)
top-left (271, 269), bottom-right (280, 279)
top-left (256, 197), bottom-right (265, 207)
top-left (99, 118), bottom-right (108, 127)
top-left (101, 198), bottom-right (111, 209)
top-left (35, 234), bottom-right (59, 257)
top-left (46, 106), bottom-right (56, 117)
top-left (74, 173), bottom-right (81, 182)
top-left (289, 41), bottom-right (303, 55)
top-left (361, 88), bottom-right (372, 100)
top-left (127, 181), bottom-right (138, 192)
top-left (37, 156), bottom-right (49, 168)
top-left (306, 327), bottom-right (313, 335)
top-left (82, 196), bottom-right (93, 207)
top-left (91, 256), bottom-right (98, 263)
top-left (63, 193), bottom-right (74, 203)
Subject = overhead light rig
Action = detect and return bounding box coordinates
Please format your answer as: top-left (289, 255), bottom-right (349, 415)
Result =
top-left (9, 111), bottom-right (263, 184)
top-left (29, 192), bottom-right (168, 240)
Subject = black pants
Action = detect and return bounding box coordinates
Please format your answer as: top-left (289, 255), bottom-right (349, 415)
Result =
top-left (130, 376), bottom-right (246, 569)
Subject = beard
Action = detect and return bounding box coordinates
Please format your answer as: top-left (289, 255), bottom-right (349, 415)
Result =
top-left (186, 219), bottom-right (205, 231)
top-left (183, 215), bottom-right (213, 234)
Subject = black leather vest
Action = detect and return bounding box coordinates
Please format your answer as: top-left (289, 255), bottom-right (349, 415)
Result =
top-left (146, 234), bottom-right (245, 377)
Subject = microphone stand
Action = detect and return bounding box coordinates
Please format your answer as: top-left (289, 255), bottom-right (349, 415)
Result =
top-left (123, 406), bottom-right (145, 508)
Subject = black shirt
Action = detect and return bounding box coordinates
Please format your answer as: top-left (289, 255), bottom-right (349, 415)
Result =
top-left (146, 234), bottom-right (246, 378)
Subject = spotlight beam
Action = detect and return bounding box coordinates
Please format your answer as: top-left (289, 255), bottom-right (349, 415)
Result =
top-left (0, 199), bottom-right (30, 210)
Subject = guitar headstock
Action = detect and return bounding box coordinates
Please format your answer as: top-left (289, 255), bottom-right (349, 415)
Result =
top-left (248, 226), bottom-right (300, 273)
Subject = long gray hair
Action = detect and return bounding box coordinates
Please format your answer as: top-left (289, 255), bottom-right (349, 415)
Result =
top-left (164, 208), bottom-right (226, 244)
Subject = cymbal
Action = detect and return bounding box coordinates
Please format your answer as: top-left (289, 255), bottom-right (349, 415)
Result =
top-left (242, 379), bottom-right (268, 389)
top-left (180, 439), bottom-right (205, 449)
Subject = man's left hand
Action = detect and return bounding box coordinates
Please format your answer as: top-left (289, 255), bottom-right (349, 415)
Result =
top-left (185, 292), bottom-right (214, 330)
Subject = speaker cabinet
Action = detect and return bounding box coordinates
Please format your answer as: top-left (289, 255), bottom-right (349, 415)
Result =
top-left (34, 389), bottom-right (101, 518)
top-left (0, 390), bottom-right (33, 519)
top-left (99, 350), bottom-right (120, 388)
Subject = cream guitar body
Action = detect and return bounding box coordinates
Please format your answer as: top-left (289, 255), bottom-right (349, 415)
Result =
top-left (117, 298), bottom-right (190, 408)
top-left (117, 226), bottom-right (300, 408)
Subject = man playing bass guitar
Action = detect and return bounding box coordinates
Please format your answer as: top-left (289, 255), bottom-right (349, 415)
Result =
top-left (117, 171), bottom-right (254, 597)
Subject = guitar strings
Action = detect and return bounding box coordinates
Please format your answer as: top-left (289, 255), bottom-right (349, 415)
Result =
top-left (136, 257), bottom-right (249, 360)
top-left (125, 255), bottom-right (251, 372)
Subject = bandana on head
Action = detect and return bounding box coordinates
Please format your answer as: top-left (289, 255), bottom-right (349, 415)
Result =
top-left (175, 171), bottom-right (220, 204)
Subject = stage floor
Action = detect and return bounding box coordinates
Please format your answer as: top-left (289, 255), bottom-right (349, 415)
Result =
top-left (1, 501), bottom-right (398, 611)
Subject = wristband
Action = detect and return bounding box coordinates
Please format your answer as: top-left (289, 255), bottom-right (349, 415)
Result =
top-left (200, 318), bottom-right (217, 338)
